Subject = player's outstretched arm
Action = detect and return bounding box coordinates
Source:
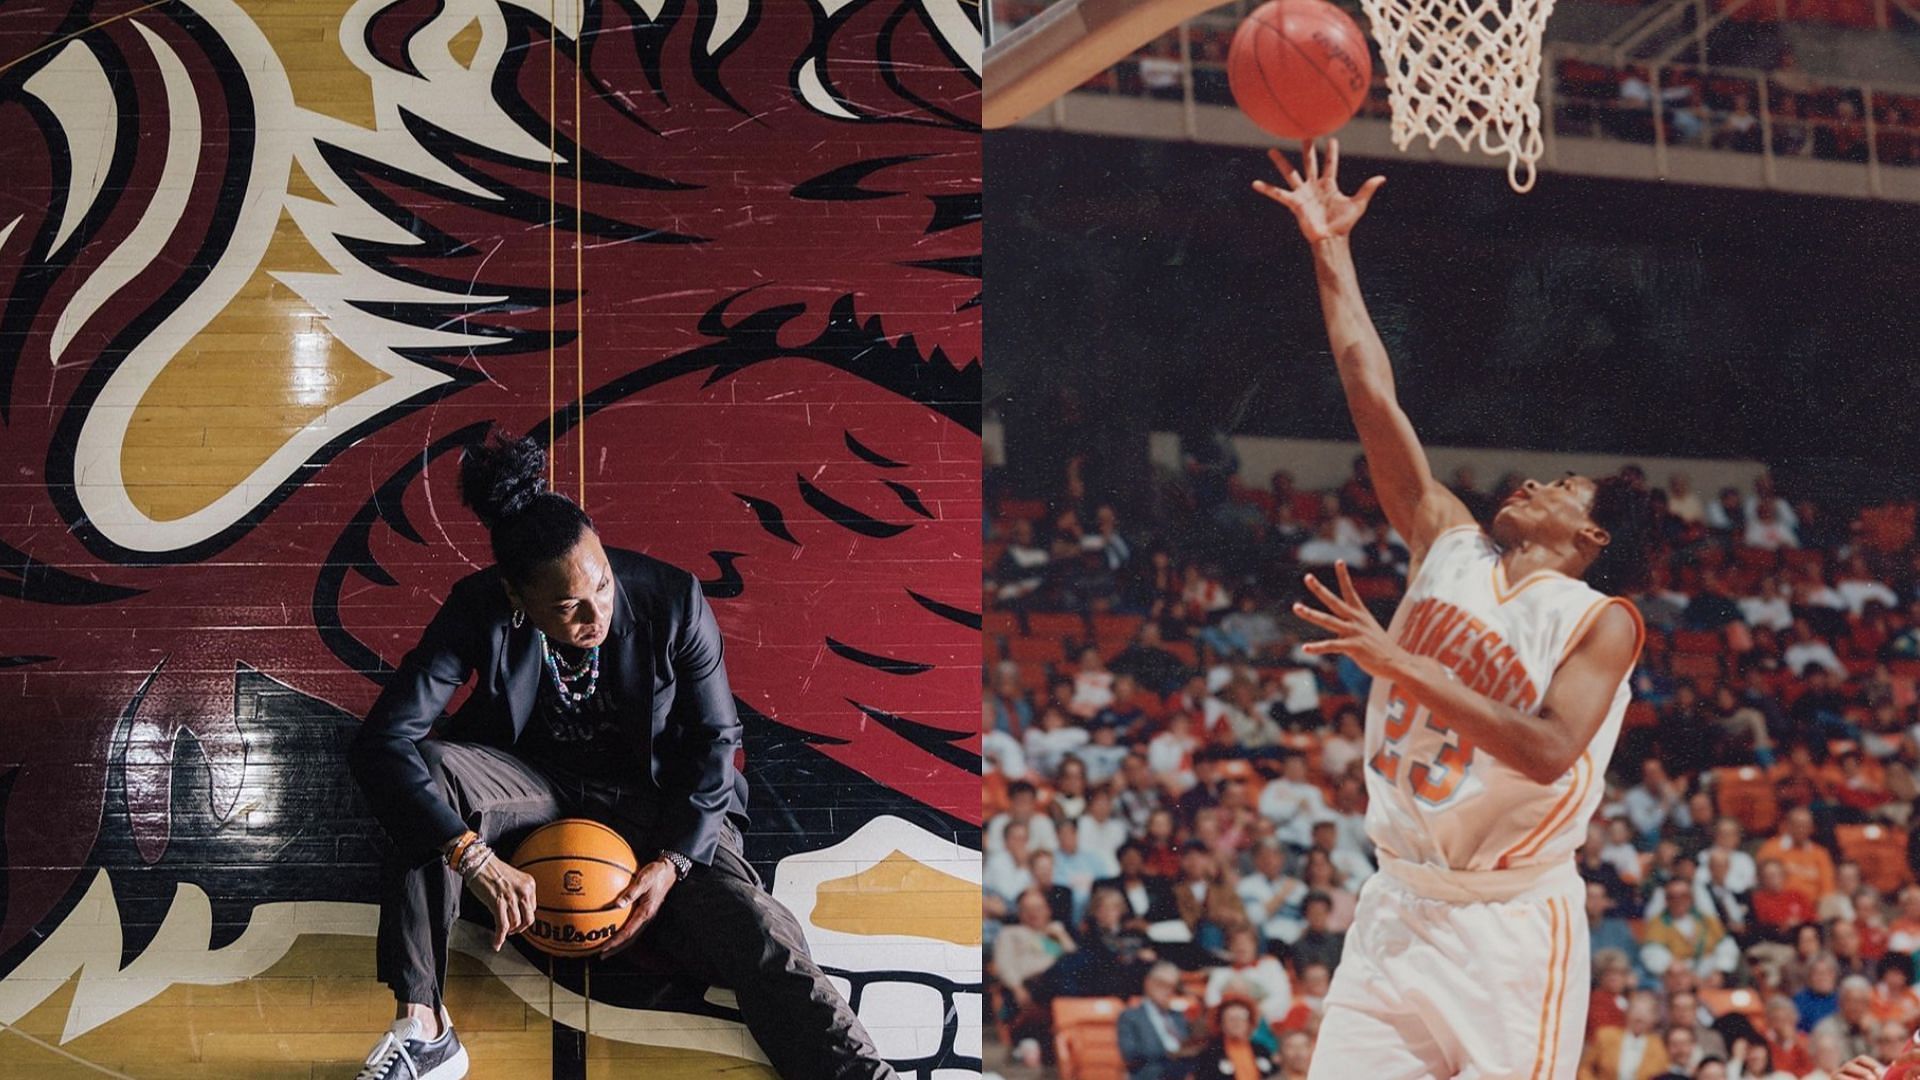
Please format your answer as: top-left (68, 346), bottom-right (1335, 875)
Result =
top-left (1294, 562), bottom-right (1640, 784)
top-left (1254, 141), bottom-right (1472, 563)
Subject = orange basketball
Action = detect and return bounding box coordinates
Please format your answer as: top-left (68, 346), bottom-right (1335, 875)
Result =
top-left (1228, 0), bottom-right (1372, 140)
top-left (511, 818), bottom-right (637, 957)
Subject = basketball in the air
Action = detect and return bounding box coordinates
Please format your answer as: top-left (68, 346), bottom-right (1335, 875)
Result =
top-left (511, 818), bottom-right (637, 957)
top-left (1228, 0), bottom-right (1373, 139)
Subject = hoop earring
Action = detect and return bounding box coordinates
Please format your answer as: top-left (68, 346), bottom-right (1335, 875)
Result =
top-left (512, 609), bottom-right (525, 629)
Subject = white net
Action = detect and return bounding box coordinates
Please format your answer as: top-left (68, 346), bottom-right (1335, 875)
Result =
top-left (1357, 0), bottom-right (1556, 191)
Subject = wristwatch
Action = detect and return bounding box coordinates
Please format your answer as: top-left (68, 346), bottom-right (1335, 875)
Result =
top-left (658, 850), bottom-right (693, 881)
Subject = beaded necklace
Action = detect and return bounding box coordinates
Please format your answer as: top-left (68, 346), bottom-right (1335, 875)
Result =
top-left (537, 631), bottom-right (601, 709)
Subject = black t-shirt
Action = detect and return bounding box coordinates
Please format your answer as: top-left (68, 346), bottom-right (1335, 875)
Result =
top-left (516, 646), bottom-right (641, 783)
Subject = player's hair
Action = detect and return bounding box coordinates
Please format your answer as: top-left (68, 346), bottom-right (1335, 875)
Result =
top-left (1583, 474), bottom-right (1656, 595)
top-left (459, 427), bottom-right (594, 587)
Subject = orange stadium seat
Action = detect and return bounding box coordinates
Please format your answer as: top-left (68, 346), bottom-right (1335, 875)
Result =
top-left (985, 609), bottom-right (1019, 639)
top-left (1673, 652), bottom-right (1724, 682)
top-left (1093, 613), bottom-right (1145, 648)
top-left (1835, 823), bottom-right (1911, 894)
top-left (999, 498), bottom-right (1048, 521)
top-left (1625, 701), bottom-right (1659, 729)
top-left (1028, 612), bottom-right (1090, 641)
top-left (1701, 987), bottom-right (1767, 1026)
top-left (1053, 997), bottom-right (1127, 1080)
top-left (1672, 629), bottom-right (1725, 655)
top-left (1007, 636), bottom-right (1067, 668)
top-left (1162, 641), bottom-right (1199, 667)
top-left (1715, 766), bottom-right (1781, 835)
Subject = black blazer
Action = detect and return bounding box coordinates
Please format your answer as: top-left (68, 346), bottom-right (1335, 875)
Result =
top-left (349, 547), bottom-right (749, 866)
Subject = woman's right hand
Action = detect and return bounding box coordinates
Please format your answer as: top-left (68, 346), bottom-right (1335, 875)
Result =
top-left (471, 858), bottom-right (540, 951)
top-left (1252, 139), bottom-right (1385, 245)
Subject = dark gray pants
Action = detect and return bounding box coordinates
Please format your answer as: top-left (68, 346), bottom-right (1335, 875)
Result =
top-left (375, 740), bottom-right (896, 1080)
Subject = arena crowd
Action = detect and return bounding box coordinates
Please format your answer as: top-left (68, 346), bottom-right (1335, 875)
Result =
top-left (983, 444), bottom-right (1920, 1079)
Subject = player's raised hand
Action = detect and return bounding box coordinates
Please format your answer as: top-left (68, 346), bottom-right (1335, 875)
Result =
top-left (1293, 560), bottom-right (1401, 676)
top-left (1252, 139), bottom-right (1385, 245)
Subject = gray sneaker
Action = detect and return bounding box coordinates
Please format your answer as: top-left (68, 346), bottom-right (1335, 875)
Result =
top-left (354, 1016), bottom-right (469, 1080)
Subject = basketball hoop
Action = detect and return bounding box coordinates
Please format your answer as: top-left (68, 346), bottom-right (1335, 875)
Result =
top-left (1358, 0), bottom-right (1554, 191)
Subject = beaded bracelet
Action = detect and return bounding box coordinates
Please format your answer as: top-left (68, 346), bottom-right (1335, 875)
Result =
top-left (458, 844), bottom-right (495, 881)
top-left (445, 830), bottom-right (480, 871)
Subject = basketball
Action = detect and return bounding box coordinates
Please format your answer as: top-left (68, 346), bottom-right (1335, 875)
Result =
top-left (1228, 0), bottom-right (1373, 140)
top-left (511, 819), bottom-right (638, 958)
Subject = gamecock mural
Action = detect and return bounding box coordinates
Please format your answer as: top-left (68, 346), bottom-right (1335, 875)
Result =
top-left (0, 0), bottom-right (981, 1074)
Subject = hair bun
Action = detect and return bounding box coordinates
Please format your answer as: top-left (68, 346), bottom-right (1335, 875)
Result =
top-left (459, 427), bottom-right (549, 531)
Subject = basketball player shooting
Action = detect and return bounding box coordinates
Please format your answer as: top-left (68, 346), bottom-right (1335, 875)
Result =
top-left (1254, 141), bottom-right (1653, 1078)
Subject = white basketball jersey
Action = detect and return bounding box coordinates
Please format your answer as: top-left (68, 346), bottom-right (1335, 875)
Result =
top-left (1362, 525), bottom-right (1644, 873)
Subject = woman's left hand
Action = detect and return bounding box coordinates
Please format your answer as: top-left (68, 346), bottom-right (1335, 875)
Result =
top-left (599, 859), bottom-right (680, 957)
top-left (1293, 561), bottom-right (1405, 678)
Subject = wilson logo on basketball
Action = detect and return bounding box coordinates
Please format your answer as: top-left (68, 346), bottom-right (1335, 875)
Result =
top-left (1311, 29), bottom-right (1367, 91)
top-left (529, 918), bottom-right (620, 946)
top-left (562, 870), bottom-right (585, 895)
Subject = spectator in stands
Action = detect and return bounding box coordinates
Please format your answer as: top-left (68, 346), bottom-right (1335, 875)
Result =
top-left (1747, 501), bottom-right (1800, 551)
top-left (1173, 841), bottom-right (1249, 950)
top-left (982, 699), bottom-right (1028, 780)
top-left (1051, 756), bottom-right (1092, 822)
top-left (1705, 487), bottom-right (1746, 535)
top-left (1762, 994), bottom-right (1814, 1074)
top-left (1092, 673), bottom-right (1154, 743)
top-left (1239, 838), bottom-right (1307, 945)
top-left (1752, 859), bottom-right (1815, 940)
top-left (1709, 687), bottom-right (1777, 766)
top-left (1741, 576), bottom-right (1796, 635)
top-left (1869, 953), bottom-right (1920, 1027)
top-left (1813, 976), bottom-right (1877, 1058)
top-left (1110, 621), bottom-right (1193, 697)
top-left (1055, 818), bottom-right (1116, 922)
top-left (1822, 865), bottom-right (1865, 926)
top-left (1308, 818), bottom-right (1374, 887)
top-left (1580, 990), bottom-right (1670, 1080)
top-left (1591, 947), bottom-right (1636, 1035)
top-left (990, 780), bottom-right (1059, 854)
top-left (1069, 647), bottom-right (1118, 719)
top-left (1210, 677), bottom-right (1283, 749)
top-left (1669, 988), bottom-right (1730, 1061)
top-left (986, 819), bottom-right (1037, 907)
top-left (1643, 877), bottom-right (1741, 981)
top-left (1029, 848), bottom-right (1076, 927)
top-left (1190, 998), bottom-right (1276, 1080)
top-left (1096, 842), bottom-right (1180, 933)
top-left (1715, 94), bottom-right (1761, 153)
top-left (1756, 808), bottom-right (1837, 908)
top-left (1277, 1030), bottom-right (1312, 1080)
top-left (1297, 515), bottom-right (1369, 568)
top-left (993, 888), bottom-right (1078, 1029)
top-left (1181, 563), bottom-right (1232, 624)
top-left (1148, 714), bottom-right (1200, 795)
top-left (1116, 756), bottom-right (1161, 833)
top-left (992, 519), bottom-right (1049, 605)
top-left (1666, 1025), bottom-right (1702, 1075)
top-left (1141, 808), bottom-right (1182, 878)
top-left (1080, 788), bottom-right (1130, 866)
top-left (1204, 593), bottom-right (1281, 660)
top-left (1727, 1036), bottom-right (1795, 1080)
top-left (1871, 1020), bottom-right (1913, 1074)
top-left (1299, 849), bottom-right (1356, 931)
top-left (1090, 504), bottom-right (1132, 573)
top-left (1784, 622), bottom-right (1849, 680)
top-left (1586, 819), bottom-right (1647, 917)
top-left (1292, 891), bottom-right (1345, 972)
top-left (1259, 751), bottom-right (1332, 848)
top-left (1603, 816), bottom-right (1650, 887)
top-left (1117, 961), bottom-right (1199, 1080)
top-left (1883, 885), bottom-right (1920, 954)
top-left (1699, 818), bottom-right (1759, 894)
top-left (1838, 557), bottom-right (1900, 617)
top-left (1592, 887), bottom-right (1643, 975)
top-left (1697, 849), bottom-right (1752, 943)
top-left (1796, 955), bottom-right (1844, 1032)
top-left (1204, 925), bottom-right (1293, 1025)
top-left (1319, 706), bottom-right (1365, 779)
top-left (1628, 759), bottom-right (1688, 848)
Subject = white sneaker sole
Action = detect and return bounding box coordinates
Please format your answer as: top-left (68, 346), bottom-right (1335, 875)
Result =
top-left (418, 1045), bottom-right (469, 1080)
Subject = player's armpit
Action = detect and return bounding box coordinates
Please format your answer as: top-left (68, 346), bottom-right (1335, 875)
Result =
top-left (1535, 602), bottom-right (1642, 776)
